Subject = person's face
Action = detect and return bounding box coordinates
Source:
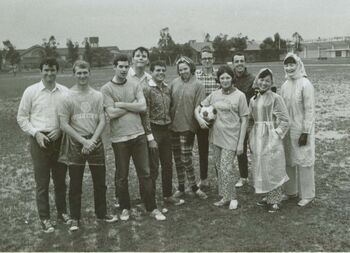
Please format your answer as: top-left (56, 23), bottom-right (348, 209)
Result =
top-left (178, 63), bottom-right (191, 81)
top-left (74, 67), bottom-right (90, 86)
top-left (201, 51), bottom-right (214, 69)
top-left (151, 65), bottom-right (166, 83)
top-left (132, 50), bottom-right (149, 68)
top-left (114, 61), bottom-right (130, 80)
top-left (219, 72), bottom-right (233, 90)
top-left (233, 55), bottom-right (246, 73)
top-left (257, 75), bottom-right (272, 92)
top-left (41, 64), bottom-right (57, 84)
top-left (284, 63), bottom-right (297, 77)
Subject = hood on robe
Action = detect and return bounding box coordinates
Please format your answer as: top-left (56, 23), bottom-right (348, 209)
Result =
top-left (283, 53), bottom-right (307, 80)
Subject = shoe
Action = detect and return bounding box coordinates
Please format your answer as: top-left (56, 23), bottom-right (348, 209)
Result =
top-left (173, 190), bottom-right (185, 198)
top-left (298, 198), bottom-right (314, 207)
top-left (197, 179), bottom-right (209, 188)
top-left (99, 214), bottom-right (118, 223)
top-left (69, 219), bottom-right (80, 231)
top-left (163, 196), bottom-right (185, 206)
top-left (229, 200), bottom-right (238, 210)
top-left (195, 189), bottom-right (208, 199)
top-left (268, 203), bottom-right (280, 213)
top-left (114, 202), bottom-right (120, 208)
top-left (281, 193), bottom-right (298, 201)
top-left (150, 209), bottom-right (166, 221)
top-left (256, 197), bottom-right (268, 207)
top-left (213, 198), bottom-right (230, 207)
top-left (41, 219), bottom-right (55, 233)
top-left (57, 213), bottom-right (71, 224)
top-left (235, 178), bottom-right (249, 188)
top-left (120, 209), bottom-right (130, 221)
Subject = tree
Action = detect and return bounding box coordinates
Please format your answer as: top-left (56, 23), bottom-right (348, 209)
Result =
top-left (66, 39), bottom-right (79, 64)
top-left (204, 33), bottom-right (211, 42)
top-left (41, 35), bottom-right (60, 59)
top-left (292, 32), bottom-right (303, 52)
top-left (231, 34), bottom-right (248, 52)
top-left (2, 40), bottom-right (21, 66)
top-left (260, 33), bottom-right (288, 61)
top-left (212, 34), bottom-right (233, 62)
top-left (90, 47), bottom-right (112, 67)
top-left (83, 39), bottom-right (93, 65)
top-left (157, 27), bottom-right (178, 65)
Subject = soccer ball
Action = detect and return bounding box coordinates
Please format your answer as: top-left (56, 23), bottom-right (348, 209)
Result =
top-left (199, 105), bottom-right (217, 126)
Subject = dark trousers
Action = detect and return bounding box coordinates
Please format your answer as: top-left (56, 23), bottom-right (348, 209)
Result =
top-left (29, 136), bottom-right (67, 220)
top-left (196, 128), bottom-right (209, 180)
top-left (237, 134), bottom-right (249, 178)
top-left (151, 124), bottom-right (173, 198)
top-left (69, 164), bottom-right (107, 220)
top-left (112, 135), bottom-right (156, 212)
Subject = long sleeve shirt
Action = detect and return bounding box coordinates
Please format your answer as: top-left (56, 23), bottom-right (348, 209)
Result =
top-left (17, 81), bottom-right (69, 136)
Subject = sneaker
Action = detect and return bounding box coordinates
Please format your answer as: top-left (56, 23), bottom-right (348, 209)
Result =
top-left (197, 179), bottom-right (209, 188)
top-left (229, 199), bottom-right (239, 210)
top-left (195, 189), bottom-right (208, 199)
top-left (214, 198), bottom-right (230, 207)
top-left (99, 214), bottom-right (118, 223)
top-left (268, 203), bottom-right (280, 213)
top-left (235, 178), bottom-right (249, 188)
top-left (69, 219), bottom-right (80, 231)
top-left (163, 196), bottom-right (185, 206)
top-left (58, 213), bottom-right (71, 224)
top-left (298, 198), bottom-right (314, 207)
top-left (120, 209), bottom-right (130, 221)
top-left (150, 209), bottom-right (166, 221)
top-left (173, 190), bottom-right (185, 198)
top-left (281, 193), bottom-right (298, 201)
top-left (41, 219), bottom-right (54, 233)
top-left (256, 197), bottom-right (268, 207)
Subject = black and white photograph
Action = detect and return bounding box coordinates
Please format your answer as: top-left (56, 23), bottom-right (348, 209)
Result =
top-left (0, 0), bottom-right (349, 251)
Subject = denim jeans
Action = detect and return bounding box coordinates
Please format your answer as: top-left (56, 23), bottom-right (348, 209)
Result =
top-left (112, 134), bottom-right (156, 211)
top-left (196, 128), bottom-right (209, 180)
top-left (29, 135), bottom-right (67, 220)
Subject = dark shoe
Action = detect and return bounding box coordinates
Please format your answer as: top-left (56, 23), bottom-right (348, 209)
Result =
top-left (69, 219), bottom-right (80, 231)
top-left (256, 197), bottom-right (268, 207)
top-left (41, 219), bottom-right (54, 233)
top-left (163, 196), bottom-right (185, 206)
top-left (268, 203), bottom-right (280, 213)
top-left (98, 214), bottom-right (118, 223)
top-left (57, 213), bottom-right (71, 224)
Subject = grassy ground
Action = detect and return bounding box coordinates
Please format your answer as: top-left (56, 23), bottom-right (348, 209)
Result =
top-left (0, 63), bottom-right (349, 251)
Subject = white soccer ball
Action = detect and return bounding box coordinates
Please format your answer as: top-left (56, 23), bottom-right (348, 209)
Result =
top-left (199, 105), bottom-right (217, 125)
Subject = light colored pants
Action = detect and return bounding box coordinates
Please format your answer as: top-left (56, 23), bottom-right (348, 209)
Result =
top-left (284, 165), bottom-right (315, 199)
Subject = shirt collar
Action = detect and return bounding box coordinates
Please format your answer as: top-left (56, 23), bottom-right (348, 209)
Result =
top-left (129, 67), bottom-right (151, 82)
top-left (38, 80), bottom-right (59, 92)
top-left (149, 79), bottom-right (168, 87)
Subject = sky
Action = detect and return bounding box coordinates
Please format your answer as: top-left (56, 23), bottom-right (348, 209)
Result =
top-left (1, 0), bottom-right (350, 50)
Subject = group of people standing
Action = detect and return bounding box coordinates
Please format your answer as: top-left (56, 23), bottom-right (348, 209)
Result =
top-left (17, 45), bottom-right (316, 233)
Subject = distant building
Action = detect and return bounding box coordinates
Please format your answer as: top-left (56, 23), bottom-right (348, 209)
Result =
top-left (301, 36), bottom-right (350, 59)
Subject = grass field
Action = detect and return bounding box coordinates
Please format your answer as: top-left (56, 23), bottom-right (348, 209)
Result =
top-left (0, 62), bottom-right (350, 251)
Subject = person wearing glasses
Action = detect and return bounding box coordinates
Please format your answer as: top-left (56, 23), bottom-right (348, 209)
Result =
top-left (169, 56), bottom-right (208, 200)
top-left (195, 46), bottom-right (219, 189)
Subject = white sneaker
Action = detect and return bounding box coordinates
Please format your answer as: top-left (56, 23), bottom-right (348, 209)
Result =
top-left (235, 178), bottom-right (248, 188)
top-left (281, 193), bottom-right (298, 201)
top-left (229, 200), bottom-right (238, 210)
top-left (120, 209), bottom-right (130, 221)
top-left (195, 189), bottom-right (208, 199)
top-left (173, 190), bottom-right (185, 198)
top-left (150, 209), bottom-right (166, 221)
top-left (298, 198), bottom-right (314, 207)
top-left (197, 179), bottom-right (209, 188)
top-left (213, 198), bottom-right (229, 207)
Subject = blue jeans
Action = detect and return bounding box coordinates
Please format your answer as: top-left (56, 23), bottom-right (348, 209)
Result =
top-left (29, 135), bottom-right (68, 220)
top-left (112, 135), bottom-right (156, 211)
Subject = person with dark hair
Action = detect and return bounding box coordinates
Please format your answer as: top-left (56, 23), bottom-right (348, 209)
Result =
top-left (280, 53), bottom-right (316, 207)
top-left (143, 60), bottom-right (185, 206)
top-left (195, 46), bottom-right (219, 189)
top-left (170, 56), bottom-right (208, 200)
top-left (58, 60), bottom-right (118, 231)
top-left (249, 68), bottom-right (290, 213)
top-left (231, 53), bottom-right (255, 188)
top-left (195, 65), bottom-right (248, 209)
top-left (101, 55), bottom-right (166, 221)
top-left (17, 57), bottom-right (69, 233)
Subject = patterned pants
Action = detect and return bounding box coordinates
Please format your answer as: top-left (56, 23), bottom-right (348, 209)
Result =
top-left (213, 145), bottom-right (237, 200)
top-left (171, 131), bottom-right (197, 191)
top-left (266, 186), bottom-right (283, 204)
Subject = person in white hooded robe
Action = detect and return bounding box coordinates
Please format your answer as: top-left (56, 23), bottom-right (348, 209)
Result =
top-left (280, 53), bottom-right (316, 207)
top-left (249, 68), bottom-right (290, 212)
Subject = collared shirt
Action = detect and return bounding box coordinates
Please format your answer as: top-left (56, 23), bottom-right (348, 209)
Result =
top-left (195, 68), bottom-right (219, 97)
top-left (169, 76), bottom-right (205, 133)
top-left (128, 67), bottom-right (154, 141)
top-left (233, 68), bottom-right (255, 105)
top-left (144, 79), bottom-right (171, 126)
top-left (17, 80), bottom-right (69, 136)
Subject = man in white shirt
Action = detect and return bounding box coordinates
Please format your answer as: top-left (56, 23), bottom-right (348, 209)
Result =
top-left (17, 58), bottom-right (70, 233)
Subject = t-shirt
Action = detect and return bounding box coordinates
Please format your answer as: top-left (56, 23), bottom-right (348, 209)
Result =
top-left (100, 79), bottom-right (145, 143)
top-left (58, 87), bottom-right (104, 136)
top-left (201, 88), bottom-right (249, 150)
